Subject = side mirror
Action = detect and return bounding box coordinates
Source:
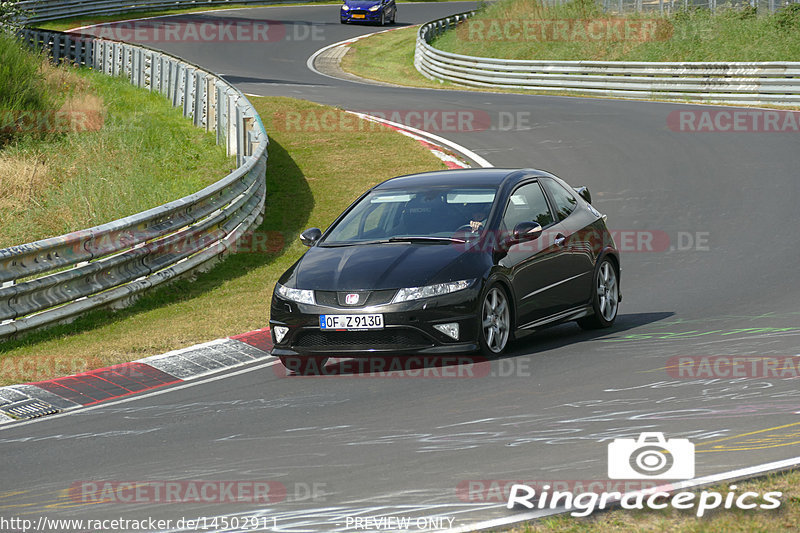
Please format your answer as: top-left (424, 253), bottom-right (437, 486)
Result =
top-left (513, 221), bottom-right (543, 243)
top-left (496, 221), bottom-right (542, 255)
top-left (574, 186), bottom-right (592, 204)
top-left (300, 227), bottom-right (322, 247)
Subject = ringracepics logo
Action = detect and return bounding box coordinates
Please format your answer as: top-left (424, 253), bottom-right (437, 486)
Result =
top-left (608, 432), bottom-right (693, 479)
top-left (506, 432), bottom-right (783, 517)
top-left (70, 18), bottom-right (324, 43)
top-left (457, 19), bottom-right (672, 42)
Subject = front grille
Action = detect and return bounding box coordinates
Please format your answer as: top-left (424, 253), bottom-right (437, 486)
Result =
top-left (315, 289), bottom-right (397, 308)
top-left (295, 329), bottom-right (431, 349)
top-left (349, 9), bottom-right (369, 15)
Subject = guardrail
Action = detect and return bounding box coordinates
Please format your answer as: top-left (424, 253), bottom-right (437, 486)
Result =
top-left (0, 28), bottom-right (268, 340)
top-left (415, 12), bottom-right (800, 106)
top-left (16, 0), bottom-right (326, 23)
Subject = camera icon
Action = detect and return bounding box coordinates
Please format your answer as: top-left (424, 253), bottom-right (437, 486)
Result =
top-left (608, 432), bottom-right (695, 480)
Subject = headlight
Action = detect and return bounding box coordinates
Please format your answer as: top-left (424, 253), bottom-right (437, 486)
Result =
top-left (392, 280), bottom-right (473, 303)
top-left (275, 283), bottom-right (316, 305)
top-left (368, 4), bottom-right (380, 10)
top-left (341, 4), bottom-right (349, 10)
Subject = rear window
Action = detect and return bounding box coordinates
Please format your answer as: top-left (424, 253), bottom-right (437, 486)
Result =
top-left (543, 179), bottom-right (578, 221)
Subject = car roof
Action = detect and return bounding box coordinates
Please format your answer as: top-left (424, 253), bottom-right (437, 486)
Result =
top-left (373, 168), bottom-right (553, 190)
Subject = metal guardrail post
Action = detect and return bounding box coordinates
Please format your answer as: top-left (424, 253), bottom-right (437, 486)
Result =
top-left (415, 11), bottom-right (800, 106)
top-left (206, 76), bottom-right (216, 134)
top-left (2, 27), bottom-right (269, 340)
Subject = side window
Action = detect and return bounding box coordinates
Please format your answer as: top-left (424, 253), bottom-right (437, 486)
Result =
top-left (543, 179), bottom-right (578, 221)
top-left (502, 182), bottom-right (554, 231)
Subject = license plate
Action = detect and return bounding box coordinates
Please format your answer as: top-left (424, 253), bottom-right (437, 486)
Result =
top-left (352, 14), bottom-right (365, 18)
top-left (320, 314), bottom-right (383, 330)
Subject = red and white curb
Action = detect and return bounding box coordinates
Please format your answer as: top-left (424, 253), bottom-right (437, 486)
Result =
top-left (346, 111), bottom-right (492, 169)
top-left (348, 111), bottom-right (467, 169)
top-left (0, 328), bottom-right (274, 424)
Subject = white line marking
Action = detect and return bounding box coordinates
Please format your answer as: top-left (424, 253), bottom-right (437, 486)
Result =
top-left (347, 111), bottom-right (493, 168)
top-left (306, 30), bottom-right (397, 81)
top-left (0, 358), bottom-right (280, 431)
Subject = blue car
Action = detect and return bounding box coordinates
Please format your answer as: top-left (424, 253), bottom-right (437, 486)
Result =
top-left (341, 0), bottom-right (396, 25)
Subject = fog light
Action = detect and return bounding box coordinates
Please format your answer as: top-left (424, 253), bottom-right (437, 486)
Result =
top-left (434, 323), bottom-right (459, 340)
top-left (273, 326), bottom-right (289, 343)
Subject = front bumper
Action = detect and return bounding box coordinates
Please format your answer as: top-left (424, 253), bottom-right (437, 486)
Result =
top-left (269, 286), bottom-right (481, 358)
top-left (341, 9), bottom-right (382, 23)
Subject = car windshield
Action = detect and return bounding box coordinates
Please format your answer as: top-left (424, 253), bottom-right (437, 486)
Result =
top-left (321, 186), bottom-right (498, 245)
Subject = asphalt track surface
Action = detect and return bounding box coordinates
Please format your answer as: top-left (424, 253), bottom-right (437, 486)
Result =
top-left (2, 3), bottom-right (800, 531)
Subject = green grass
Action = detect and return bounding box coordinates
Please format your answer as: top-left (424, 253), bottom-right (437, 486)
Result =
top-left (433, 0), bottom-right (800, 62)
top-left (0, 96), bottom-right (445, 385)
top-left (0, 62), bottom-right (234, 248)
top-left (342, 26), bottom-right (456, 89)
top-left (0, 34), bottom-right (55, 145)
top-left (500, 469), bottom-right (800, 532)
top-left (342, 25), bottom-right (585, 96)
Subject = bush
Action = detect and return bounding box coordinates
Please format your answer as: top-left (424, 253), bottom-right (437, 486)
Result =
top-left (773, 3), bottom-right (800, 31)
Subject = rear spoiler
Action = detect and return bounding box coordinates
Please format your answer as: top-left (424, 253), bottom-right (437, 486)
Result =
top-left (574, 186), bottom-right (592, 204)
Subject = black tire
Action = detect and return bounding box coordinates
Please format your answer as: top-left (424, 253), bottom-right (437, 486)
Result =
top-left (280, 356), bottom-right (329, 375)
top-left (478, 283), bottom-right (512, 356)
top-left (378, 11), bottom-right (385, 25)
top-left (390, 8), bottom-right (396, 24)
top-left (340, 19), bottom-right (346, 24)
top-left (577, 258), bottom-right (619, 330)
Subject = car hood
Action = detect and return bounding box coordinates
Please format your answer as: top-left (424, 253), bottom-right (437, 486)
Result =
top-left (286, 243), bottom-right (486, 291)
top-left (343, 0), bottom-right (380, 8)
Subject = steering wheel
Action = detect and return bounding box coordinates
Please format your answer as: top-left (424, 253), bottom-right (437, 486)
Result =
top-left (455, 223), bottom-right (483, 234)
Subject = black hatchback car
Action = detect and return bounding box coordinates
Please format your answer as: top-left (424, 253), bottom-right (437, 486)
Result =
top-left (270, 169), bottom-right (620, 373)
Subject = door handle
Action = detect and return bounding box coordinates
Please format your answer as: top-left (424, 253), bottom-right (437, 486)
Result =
top-left (554, 233), bottom-right (567, 246)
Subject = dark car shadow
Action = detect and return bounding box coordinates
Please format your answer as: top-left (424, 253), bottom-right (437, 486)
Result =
top-left (288, 312), bottom-right (675, 377)
top-left (221, 75), bottom-right (328, 87)
top-left (499, 311), bottom-right (676, 361)
top-left (309, 353), bottom-right (491, 377)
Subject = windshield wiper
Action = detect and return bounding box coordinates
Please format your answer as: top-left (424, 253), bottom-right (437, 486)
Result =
top-left (320, 236), bottom-right (467, 247)
top-left (388, 236), bottom-right (466, 244)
